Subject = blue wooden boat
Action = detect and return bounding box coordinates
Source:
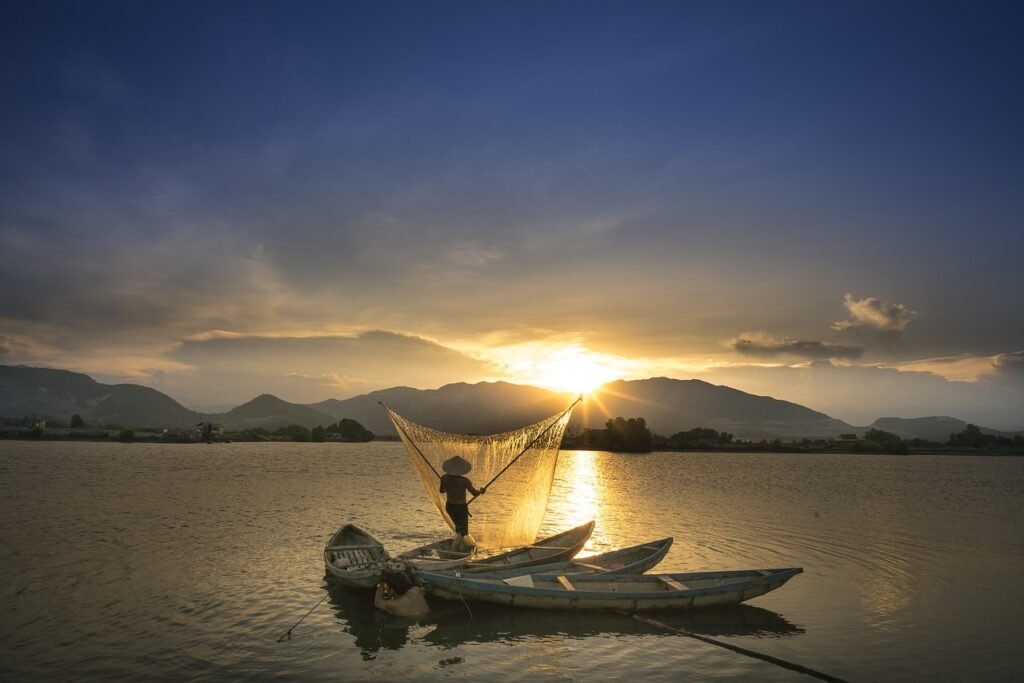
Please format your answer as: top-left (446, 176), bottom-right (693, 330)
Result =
top-left (461, 520), bottom-right (595, 573)
top-left (447, 537), bottom-right (672, 580)
top-left (418, 566), bottom-right (803, 611)
top-left (399, 538), bottom-right (474, 570)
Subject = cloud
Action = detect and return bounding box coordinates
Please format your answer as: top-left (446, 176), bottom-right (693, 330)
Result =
top-left (285, 372), bottom-right (355, 392)
top-left (992, 350), bottom-right (1024, 376)
top-left (699, 360), bottom-right (1024, 431)
top-left (161, 330), bottom-right (502, 406)
top-left (883, 354), bottom-right (998, 382)
top-left (729, 332), bottom-right (863, 360)
top-left (833, 294), bottom-right (916, 332)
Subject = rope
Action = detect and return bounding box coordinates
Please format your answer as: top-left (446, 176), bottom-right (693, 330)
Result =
top-left (379, 402), bottom-right (442, 479)
top-left (623, 612), bottom-right (850, 683)
top-left (277, 592), bottom-right (329, 642)
top-left (453, 583), bottom-right (474, 620)
top-left (469, 395), bottom-right (581, 504)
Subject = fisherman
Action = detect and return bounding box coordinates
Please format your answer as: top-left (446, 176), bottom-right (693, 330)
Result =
top-left (440, 455), bottom-right (485, 550)
top-left (374, 562), bottom-right (429, 618)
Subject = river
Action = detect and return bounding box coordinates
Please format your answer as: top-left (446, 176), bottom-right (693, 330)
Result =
top-left (1, 441), bottom-right (1021, 681)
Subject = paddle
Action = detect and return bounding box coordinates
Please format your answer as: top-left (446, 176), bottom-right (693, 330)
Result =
top-left (620, 611), bottom-right (850, 683)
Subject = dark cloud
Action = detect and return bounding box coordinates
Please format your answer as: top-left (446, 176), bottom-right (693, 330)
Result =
top-left (0, 336), bottom-right (31, 358)
top-left (731, 337), bottom-right (863, 360)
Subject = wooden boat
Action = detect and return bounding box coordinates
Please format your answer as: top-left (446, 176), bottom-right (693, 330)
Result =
top-left (418, 566), bottom-right (803, 611)
top-left (461, 520), bottom-right (595, 573)
top-left (398, 538), bottom-right (474, 571)
top-left (323, 524), bottom-right (389, 589)
top-left (449, 537), bottom-right (672, 579)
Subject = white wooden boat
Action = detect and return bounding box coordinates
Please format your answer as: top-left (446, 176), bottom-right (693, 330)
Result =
top-left (454, 537), bottom-right (672, 579)
top-left (462, 520), bottom-right (595, 573)
top-left (323, 524), bottom-right (389, 589)
top-left (418, 566), bottom-right (803, 611)
top-left (398, 538), bottom-right (474, 570)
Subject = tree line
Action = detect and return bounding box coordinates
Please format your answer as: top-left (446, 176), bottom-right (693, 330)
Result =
top-left (238, 418), bottom-right (375, 443)
top-left (560, 418), bottom-right (1024, 455)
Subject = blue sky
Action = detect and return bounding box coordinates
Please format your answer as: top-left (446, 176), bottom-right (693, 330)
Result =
top-left (2, 1), bottom-right (1022, 427)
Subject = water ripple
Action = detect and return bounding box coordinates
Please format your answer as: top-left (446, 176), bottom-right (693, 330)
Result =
top-left (1, 443), bottom-right (1022, 682)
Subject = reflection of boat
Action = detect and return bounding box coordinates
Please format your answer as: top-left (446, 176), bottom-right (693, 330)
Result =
top-left (398, 538), bottom-right (473, 570)
top-left (461, 520), bottom-right (595, 573)
top-left (324, 524), bottom-right (389, 589)
top-left (324, 579), bottom-right (411, 659)
top-left (449, 537), bottom-right (672, 580)
top-left (419, 566), bottom-right (802, 611)
top-left (420, 600), bottom-right (804, 647)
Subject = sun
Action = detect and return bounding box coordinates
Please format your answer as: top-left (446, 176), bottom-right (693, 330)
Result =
top-left (481, 341), bottom-right (631, 394)
top-left (511, 345), bottom-right (620, 394)
top-left (538, 353), bottom-right (617, 394)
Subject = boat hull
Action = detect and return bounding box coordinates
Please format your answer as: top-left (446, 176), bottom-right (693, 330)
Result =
top-left (399, 538), bottom-right (474, 571)
top-left (442, 537), bottom-right (672, 579)
top-left (323, 524), bottom-right (389, 589)
top-left (419, 567), bottom-right (802, 611)
top-left (462, 520), bottom-right (595, 573)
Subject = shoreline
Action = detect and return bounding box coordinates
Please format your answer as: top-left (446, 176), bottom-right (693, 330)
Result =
top-left (2, 431), bottom-right (1019, 457)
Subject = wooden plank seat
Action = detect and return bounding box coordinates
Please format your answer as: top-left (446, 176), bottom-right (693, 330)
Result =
top-left (556, 575), bottom-right (575, 591)
top-left (334, 548), bottom-right (382, 566)
top-left (574, 562), bottom-right (606, 571)
top-left (502, 575), bottom-right (534, 588)
top-left (658, 576), bottom-right (687, 591)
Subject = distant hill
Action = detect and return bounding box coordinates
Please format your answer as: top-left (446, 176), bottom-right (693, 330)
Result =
top-left (314, 377), bottom-right (854, 439)
top-left (6, 364), bottom-right (1018, 439)
top-left (311, 382), bottom-right (574, 436)
top-left (870, 416), bottom-right (1024, 442)
top-left (217, 394), bottom-right (335, 431)
top-left (0, 365), bottom-right (204, 428)
top-left (574, 378), bottom-right (854, 439)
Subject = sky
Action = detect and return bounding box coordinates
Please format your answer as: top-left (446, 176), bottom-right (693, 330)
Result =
top-left (1, 1), bottom-right (1022, 428)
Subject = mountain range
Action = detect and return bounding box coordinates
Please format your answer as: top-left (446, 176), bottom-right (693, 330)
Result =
top-left (2, 364), bottom-right (1019, 440)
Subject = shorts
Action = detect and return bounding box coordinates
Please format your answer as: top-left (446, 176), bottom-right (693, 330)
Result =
top-left (445, 502), bottom-right (470, 535)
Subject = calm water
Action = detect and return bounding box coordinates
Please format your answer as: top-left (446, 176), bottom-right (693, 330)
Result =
top-left (1, 442), bottom-right (1022, 682)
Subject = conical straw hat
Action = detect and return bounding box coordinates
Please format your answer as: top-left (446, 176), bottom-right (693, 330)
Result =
top-left (442, 455), bottom-right (472, 476)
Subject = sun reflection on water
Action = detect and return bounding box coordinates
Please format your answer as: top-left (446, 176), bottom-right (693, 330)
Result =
top-left (550, 450), bottom-right (610, 555)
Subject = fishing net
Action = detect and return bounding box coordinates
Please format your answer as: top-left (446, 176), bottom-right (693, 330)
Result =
top-left (382, 402), bottom-right (576, 549)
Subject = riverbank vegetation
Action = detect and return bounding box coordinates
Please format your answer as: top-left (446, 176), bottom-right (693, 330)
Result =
top-left (3, 415), bottom-right (1021, 455)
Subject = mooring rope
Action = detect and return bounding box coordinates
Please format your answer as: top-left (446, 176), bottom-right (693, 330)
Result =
top-left (623, 612), bottom-right (850, 683)
top-left (277, 592), bottom-right (329, 642)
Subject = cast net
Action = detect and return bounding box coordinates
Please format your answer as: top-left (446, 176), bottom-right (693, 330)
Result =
top-left (381, 401), bottom-right (577, 549)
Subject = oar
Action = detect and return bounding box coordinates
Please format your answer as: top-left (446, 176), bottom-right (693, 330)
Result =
top-left (621, 612), bottom-right (851, 683)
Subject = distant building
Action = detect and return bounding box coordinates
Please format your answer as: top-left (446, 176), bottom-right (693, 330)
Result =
top-left (195, 422), bottom-right (224, 439)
